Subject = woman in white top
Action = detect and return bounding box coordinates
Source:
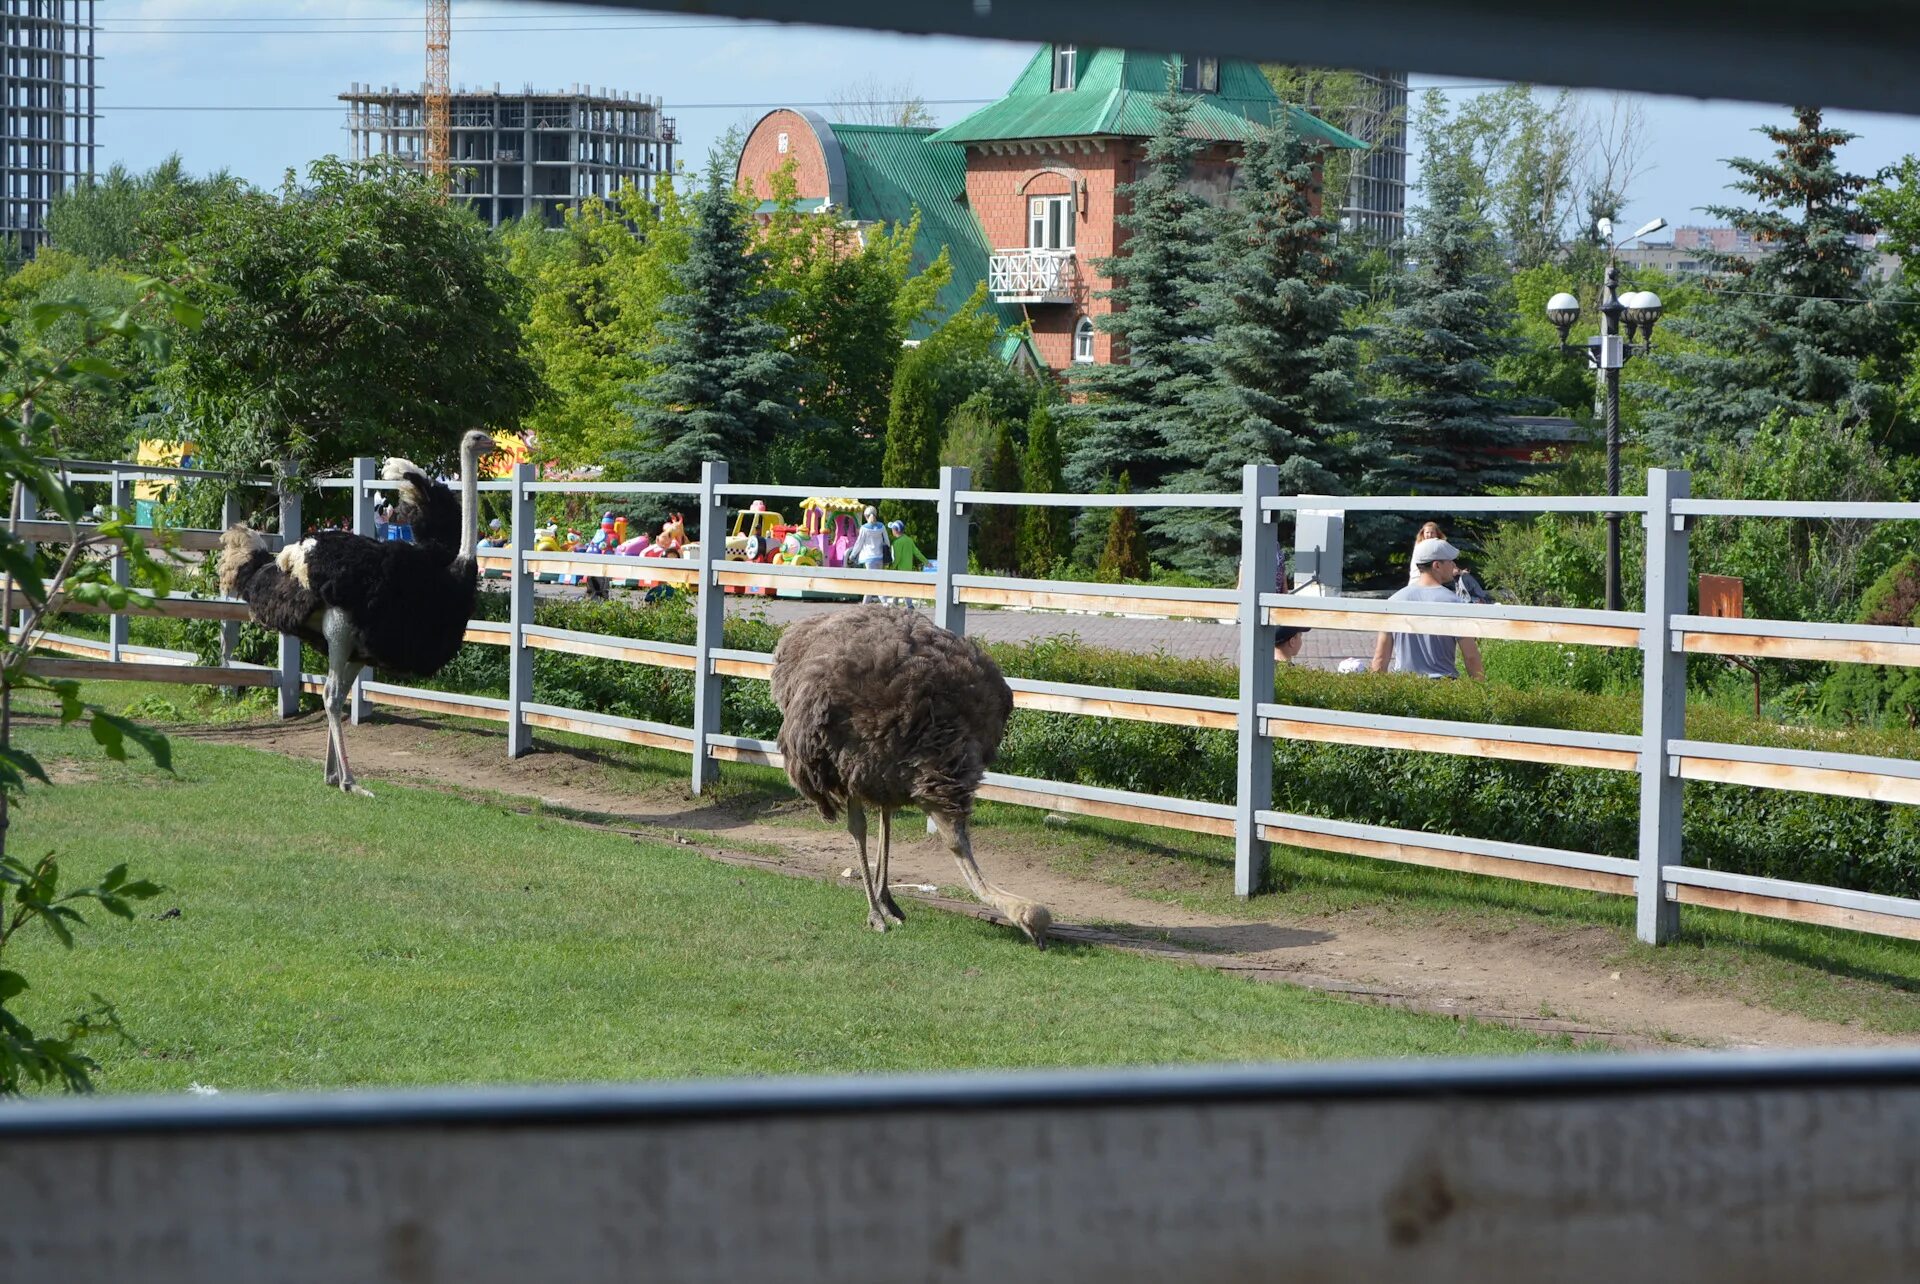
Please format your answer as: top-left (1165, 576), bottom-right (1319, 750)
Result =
top-left (1409, 521), bottom-right (1446, 584)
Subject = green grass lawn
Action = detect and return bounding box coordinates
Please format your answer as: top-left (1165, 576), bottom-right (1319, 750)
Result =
top-left (6, 723), bottom-right (1566, 1094)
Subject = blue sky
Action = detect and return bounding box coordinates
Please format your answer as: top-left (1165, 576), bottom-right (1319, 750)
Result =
top-left (102, 1), bottom-right (1920, 242)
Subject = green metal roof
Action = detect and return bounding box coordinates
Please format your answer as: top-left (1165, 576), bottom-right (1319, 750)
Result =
top-left (822, 122), bottom-right (1023, 332)
top-left (927, 46), bottom-right (1364, 150)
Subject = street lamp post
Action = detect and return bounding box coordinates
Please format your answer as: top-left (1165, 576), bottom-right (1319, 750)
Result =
top-left (1546, 217), bottom-right (1667, 612)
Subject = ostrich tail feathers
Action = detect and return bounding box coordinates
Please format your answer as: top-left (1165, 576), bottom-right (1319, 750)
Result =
top-left (380, 457), bottom-right (429, 508)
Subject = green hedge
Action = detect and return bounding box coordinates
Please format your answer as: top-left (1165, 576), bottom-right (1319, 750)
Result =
top-left (82, 587), bottom-right (1920, 901)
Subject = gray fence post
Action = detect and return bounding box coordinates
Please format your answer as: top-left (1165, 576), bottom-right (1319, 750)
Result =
top-left (275, 461), bottom-right (302, 717)
top-left (934, 465), bottom-right (970, 636)
top-left (506, 460), bottom-right (536, 759)
top-left (691, 460), bottom-right (728, 795)
top-left (348, 457), bottom-right (376, 724)
top-left (108, 468), bottom-right (131, 662)
top-left (1236, 464), bottom-right (1281, 897)
top-left (1637, 467), bottom-right (1690, 944)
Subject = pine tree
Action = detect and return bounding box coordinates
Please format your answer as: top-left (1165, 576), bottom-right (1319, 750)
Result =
top-left (1367, 152), bottom-right (1532, 498)
top-left (1645, 107), bottom-right (1904, 458)
top-left (1017, 400), bottom-right (1069, 577)
top-left (1097, 473), bottom-right (1153, 582)
top-left (619, 168), bottom-right (801, 484)
top-left (1066, 81), bottom-right (1216, 493)
top-left (1157, 114), bottom-right (1364, 578)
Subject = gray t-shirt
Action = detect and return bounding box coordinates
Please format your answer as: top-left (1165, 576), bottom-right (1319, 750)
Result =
top-left (1387, 584), bottom-right (1464, 678)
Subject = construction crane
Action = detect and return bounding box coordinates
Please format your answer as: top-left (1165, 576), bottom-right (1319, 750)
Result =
top-left (424, 0), bottom-right (451, 189)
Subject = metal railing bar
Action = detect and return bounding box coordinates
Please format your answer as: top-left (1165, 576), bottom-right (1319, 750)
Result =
top-left (713, 483), bottom-right (940, 501)
top-left (1259, 703), bottom-right (1642, 755)
top-left (520, 701), bottom-right (695, 743)
top-left (1011, 675), bottom-right (1237, 715)
top-left (1255, 809), bottom-right (1636, 877)
top-left (1670, 738), bottom-right (1920, 782)
top-left (1671, 615), bottom-right (1920, 645)
top-left (1259, 494), bottom-right (1651, 514)
top-left (1672, 499), bottom-right (1920, 520)
top-left (521, 623), bottom-right (695, 658)
top-left (957, 490), bottom-right (1242, 509)
top-left (1663, 865), bottom-right (1920, 922)
top-left (1258, 593), bottom-right (1644, 630)
top-left (982, 772), bottom-right (1234, 820)
top-left (523, 480), bottom-right (701, 495)
top-left (957, 574), bottom-right (1238, 604)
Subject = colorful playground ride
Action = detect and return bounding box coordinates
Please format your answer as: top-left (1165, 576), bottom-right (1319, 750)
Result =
top-left (723, 503), bottom-right (794, 595)
top-left (783, 497), bottom-right (869, 600)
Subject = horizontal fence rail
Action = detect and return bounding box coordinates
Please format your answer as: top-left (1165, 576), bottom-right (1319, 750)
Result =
top-left (25, 457), bottom-right (1920, 948)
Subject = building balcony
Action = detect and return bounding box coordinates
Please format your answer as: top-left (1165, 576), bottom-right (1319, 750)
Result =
top-left (988, 249), bottom-right (1078, 305)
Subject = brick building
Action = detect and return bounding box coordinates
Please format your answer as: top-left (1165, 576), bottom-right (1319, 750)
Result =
top-left (736, 45), bottom-right (1359, 373)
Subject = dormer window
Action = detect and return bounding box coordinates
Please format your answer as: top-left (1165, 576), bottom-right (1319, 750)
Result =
top-left (1052, 44), bottom-right (1077, 92)
top-left (1179, 55), bottom-right (1219, 94)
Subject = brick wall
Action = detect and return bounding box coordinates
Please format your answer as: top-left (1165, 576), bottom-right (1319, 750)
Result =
top-left (736, 110), bottom-right (830, 204)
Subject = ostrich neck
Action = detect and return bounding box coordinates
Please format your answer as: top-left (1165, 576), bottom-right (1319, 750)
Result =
top-left (459, 442), bottom-right (481, 561)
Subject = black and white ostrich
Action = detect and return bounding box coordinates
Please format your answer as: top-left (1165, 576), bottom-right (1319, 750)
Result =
top-left (218, 430), bottom-right (496, 796)
top-left (771, 603), bottom-right (1052, 948)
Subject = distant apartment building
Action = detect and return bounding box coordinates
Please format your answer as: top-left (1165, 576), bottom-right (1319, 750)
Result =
top-left (1, 0), bottom-right (96, 252)
top-left (1635, 226), bottom-right (1898, 278)
top-left (340, 82), bottom-right (676, 228)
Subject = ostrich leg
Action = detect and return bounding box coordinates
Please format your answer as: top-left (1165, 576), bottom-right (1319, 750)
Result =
top-left (321, 667), bottom-right (341, 786)
top-left (321, 609), bottom-right (372, 798)
top-left (876, 808), bottom-right (904, 924)
top-left (845, 799), bottom-right (889, 933)
top-left (929, 810), bottom-right (1050, 949)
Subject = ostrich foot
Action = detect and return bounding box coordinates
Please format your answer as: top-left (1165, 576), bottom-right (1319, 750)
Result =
top-left (336, 774), bottom-right (374, 799)
top-left (879, 889), bottom-right (906, 924)
top-left (866, 906), bottom-right (893, 934)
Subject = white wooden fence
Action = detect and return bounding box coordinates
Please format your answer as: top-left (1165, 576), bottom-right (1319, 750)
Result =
top-left (22, 457), bottom-right (1920, 946)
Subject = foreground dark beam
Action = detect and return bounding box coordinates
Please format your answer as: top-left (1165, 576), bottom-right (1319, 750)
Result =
top-left (570, 0), bottom-right (1920, 117)
top-left (4, 1052), bottom-right (1919, 1282)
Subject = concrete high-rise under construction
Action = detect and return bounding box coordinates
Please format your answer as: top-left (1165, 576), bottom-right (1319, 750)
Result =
top-left (1, 0), bottom-right (96, 252)
top-left (341, 82), bottom-right (676, 228)
top-left (1339, 69), bottom-right (1407, 247)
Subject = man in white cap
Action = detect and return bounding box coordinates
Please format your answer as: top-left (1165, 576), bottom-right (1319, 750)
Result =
top-left (1369, 537), bottom-right (1485, 680)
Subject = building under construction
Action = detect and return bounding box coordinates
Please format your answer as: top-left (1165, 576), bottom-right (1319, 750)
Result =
top-left (1337, 70), bottom-right (1407, 247)
top-left (1, 0), bottom-right (96, 252)
top-left (341, 83), bottom-right (676, 227)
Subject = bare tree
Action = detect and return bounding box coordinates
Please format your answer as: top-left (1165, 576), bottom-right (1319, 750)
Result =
top-left (1577, 93), bottom-right (1651, 242)
top-left (826, 75), bottom-right (936, 129)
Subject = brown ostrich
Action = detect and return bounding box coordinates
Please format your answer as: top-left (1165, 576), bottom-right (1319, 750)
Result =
top-left (771, 604), bottom-right (1051, 949)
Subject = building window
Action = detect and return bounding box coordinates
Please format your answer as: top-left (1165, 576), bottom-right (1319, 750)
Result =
top-left (777, 131), bottom-right (789, 154)
top-left (1029, 194), bottom-right (1076, 251)
top-left (1074, 317), bottom-right (1096, 363)
top-left (1179, 55), bottom-right (1219, 93)
top-left (1052, 44), bottom-right (1077, 92)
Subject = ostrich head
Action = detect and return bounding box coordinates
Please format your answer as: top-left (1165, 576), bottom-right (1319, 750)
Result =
top-left (1010, 902), bottom-right (1052, 950)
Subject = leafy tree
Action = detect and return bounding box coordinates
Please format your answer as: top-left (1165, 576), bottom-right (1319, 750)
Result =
top-left (1425, 85), bottom-right (1583, 269)
top-left (1067, 82), bottom-right (1215, 492)
top-left (0, 251), bottom-right (159, 461)
top-left (618, 165), bottom-right (802, 485)
top-left (1017, 400), bottom-right (1069, 577)
top-left (1159, 115), bottom-right (1363, 578)
top-left (45, 156), bottom-right (236, 268)
top-left (1645, 108), bottom-right (1906, 459)
top-left (501, 178), bottom-right (692, 469)
top-left (156, 157), bottom-right (535, 479)
top-left (0, 280), bottom-right (187, 1092)
top-left (760, 161), bottom-right (949, 482)
top-left (978, 408), bottom-right (1024, 573)
top-left (1369, 101), bottom-right (1534, 501)
top-left (1096, 472), bottom-right (1152, 581)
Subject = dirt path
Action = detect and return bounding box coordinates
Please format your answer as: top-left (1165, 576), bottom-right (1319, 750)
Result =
top-left (184, 712), bottom-right (1912, 1053)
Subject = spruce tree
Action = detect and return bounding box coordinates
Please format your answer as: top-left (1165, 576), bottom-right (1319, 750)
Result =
top-left (1367, 154), bottom-right (1532, 498)
top-left (1157, 114), bottom-right (1363, 578)
top-left (1017, 400), bottom-right (1069, 577)
top-left (1645, 107), bottom-right (1904, 458)
top-left (619, 167), bottom-right (801, 484)
top-left (1066, 81), bottom-right (1216, 493)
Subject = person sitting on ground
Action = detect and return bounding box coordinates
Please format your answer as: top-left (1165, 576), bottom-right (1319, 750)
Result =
top-left (1371, 537), bottom-right (1485, 681)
